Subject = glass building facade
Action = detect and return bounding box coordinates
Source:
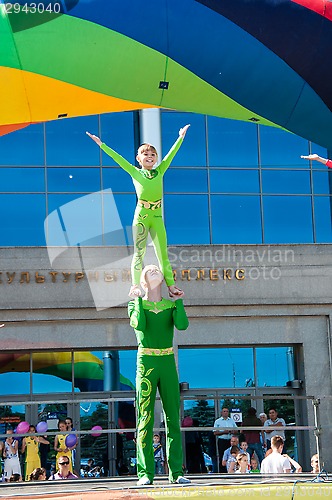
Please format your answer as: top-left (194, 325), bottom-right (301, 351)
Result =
top-left (0, 110), bottom-right (331, 247)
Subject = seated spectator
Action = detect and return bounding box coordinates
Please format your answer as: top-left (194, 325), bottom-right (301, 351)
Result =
top-left (234, 453), bottom-right (250, 474)
top-left (48, 457), bottom-right (78, 480)
top-left (311, 454), bottom-right (320, 474)
top-left (30, 467), bottom-right (47, 481)
top-left (250, 456), bottom-right (260, 473)
top-left (260, 436), bottom-right (291, 474)
top-left (226, 446), bottom-right (240, 473)
top-left (222, 436), bottom-right (240, 469)
top-left (9, 473), bottom-right (21, 482)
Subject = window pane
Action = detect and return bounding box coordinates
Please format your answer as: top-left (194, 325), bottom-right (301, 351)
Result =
top-left (208, 117), bottom-right (258, 168)
top-left (179, 348), bottom-right (254, 389)
top-left (0, 123), bottom-right (44, 166)
top-left (262, 170), bottom-right (311, 194)
top-left (256, 347), bottom-right (292, 387)
top-left (263, 196), bottom-right (313, 243)
top-left (312, 171), bottom-right (332, 195)
top-left (47, 193), bottom-right (103, 245)
top-left (103, 168), bottom-right (135, 192)
top-left (211, 195), bottom-right (262, 244)
top-left (48, 168), bottom-right (101, 193)
top-left (164, 194), bottom-right (209, 244)
top-left (164, 169), bottom-right (208, 193)
top-left (161, 112), bottom-right (206, 166)
top-left (260, 127), bottom-right (308, 168)
top-left (32, 352), bottom-right (73, 393)
top-left (46, 116), bottom-right (100, 166)
top-left (100, 112), bottom-right (136, 166)
top-left (104, 193), bottom-right (136, 245)
top-left (0, 194), bottom-right (46, 245)
top-left (0, 168), bottom-right (45, 192)
top-left (314, 197), bottom-right (332, 243)
top-left (210, 170), bottom-right (259, 193)
top-left (0, 352), bottom-right (31, 394)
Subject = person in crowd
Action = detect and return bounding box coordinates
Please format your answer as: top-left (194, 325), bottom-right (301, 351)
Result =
top-left (242, 407), bottom-right (265, 465)
top-left (21, 424), bottom-right (49, 481)
top-left (260, 435), bottom-right (291, 474)
top-left (3, 428), bottom-right (22, 482)
top-left (86, 125), bottom-right (190, 299)
top-left (54, 420), bottom-right (74, 472)
top-left (234, 452), bottom-right (250, 474)
top-left (183, 417), bottom-right (205, 473)
top-left (226, 446), bottom-right (240, 473)
top-left (263, 408), bottom-right (286, 452)
top-left (9, 473), bottom-right (21, 482)
top-left (259, 412), bottom-right (268, 453)
top-left (65, 417), bottom-right (77, 470)
top-left (250, 456), bottom-right (260, 473)
top-left (284, 454), bottom-right (302, 473)
top-left (29, 467), bottom-right (47, 481)
top-left (153, 434), bottom-right (165, 475)
top-left (222, 435), bottom-right (240, 470)
top-left (128, 264), bottom-right (190, 486)
top-left (213, 408), bottom-right (238, 472)
top-left (300, 154), bottom-right (332, 168)
top-left (239, 439), bottom-right (250, 470)
top-left (311, 454), bottom-right (320, 474)
top-left (48, 456), bottom-right (78, 480)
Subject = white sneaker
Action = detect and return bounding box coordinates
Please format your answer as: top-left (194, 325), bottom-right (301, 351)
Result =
top-left (137, 477), bottom-right (151, 486)
top-left (174, 476), bottom-right (191, 484)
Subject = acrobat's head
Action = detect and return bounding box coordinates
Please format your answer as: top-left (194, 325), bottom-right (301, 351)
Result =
top-left (136, 144), bottom-right (158, 170)
top-left (140, 265), bottom-right (164, 291)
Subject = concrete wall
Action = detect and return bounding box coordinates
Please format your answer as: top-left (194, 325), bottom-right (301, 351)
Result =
top-left (0, 244), bottom-right (331, 469)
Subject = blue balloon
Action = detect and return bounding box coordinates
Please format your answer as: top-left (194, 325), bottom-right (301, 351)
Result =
top-left (36, 421), bottom-right (48, 433)
top-left (65, 433), bottom-right (77, 448)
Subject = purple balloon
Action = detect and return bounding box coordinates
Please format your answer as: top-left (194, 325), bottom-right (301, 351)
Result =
top-left (36, 421), bottom-right (48, 433)
top-left (91, 425), bottom-right (102, 437)
top-left (17, 421), bottom-right (30, 434)
top-left (65, 433), bottom-right (77, 448)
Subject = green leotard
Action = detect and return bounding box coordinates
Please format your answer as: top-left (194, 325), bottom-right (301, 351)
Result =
top-left (101, 137), bottom-right (183, 286)
top-left (128, 296), bottom-right (189, 483)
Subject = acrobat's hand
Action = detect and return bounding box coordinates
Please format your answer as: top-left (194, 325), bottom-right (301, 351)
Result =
top-left (86, 131), bottom-right (102, 147)
top-left (179, 124), bottom-right (190, 138)
top-left (300, 154), bottom-right (319, 161)
top-left (128, 285), bottom-right (142, 299)
top-left (168, 285), bottom-right (184, 298)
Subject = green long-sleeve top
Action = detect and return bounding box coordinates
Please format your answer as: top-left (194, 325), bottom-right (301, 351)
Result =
top-left (128, 297), bottom-right (189, 349)
top-left (101, 137), bottom-right (183, 202)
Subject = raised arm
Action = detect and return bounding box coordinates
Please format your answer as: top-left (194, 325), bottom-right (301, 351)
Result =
top-left (158, 124), bottom-right (190, 175)
top-left (172, 299), bottom-right (189, 331)
top-left (301, 153), bottom-right (332, 168)
top-left (128, 297), bottom-right (146, 331)
top-left (86, 131), bottom-right (138, 176)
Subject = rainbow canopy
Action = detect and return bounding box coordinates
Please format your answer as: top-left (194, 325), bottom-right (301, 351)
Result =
top-left (1, 0), bottom-right (332, 149)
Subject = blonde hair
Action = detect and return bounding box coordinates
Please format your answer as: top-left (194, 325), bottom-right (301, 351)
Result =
top-left (236, 452), bottom-right (248, 465)
top-left (140, 265), bottom-right (162, 290)
top-left (137, 143), bottom-right (158, 156)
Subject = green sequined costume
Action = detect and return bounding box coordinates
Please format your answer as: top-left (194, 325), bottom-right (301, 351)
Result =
top-left (128, 297), bottom-right (189, 483)
top-left (101, 137), bottom-right (183, 287)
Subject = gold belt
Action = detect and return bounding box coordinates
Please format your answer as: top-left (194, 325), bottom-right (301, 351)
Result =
top-left (138, 347), bottom-right (174, 356)
top-left (138, 199), bottom-right (162, 210)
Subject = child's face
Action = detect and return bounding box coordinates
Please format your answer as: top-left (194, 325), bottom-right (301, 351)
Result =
top-left (153, 436), bottom-right (160, 443)
top-left (251, 459), bottom-right (258, 469)
top-left (241, 442), bottom-right (248, 451)
top-left (137, 149), bottom-right (157, 170)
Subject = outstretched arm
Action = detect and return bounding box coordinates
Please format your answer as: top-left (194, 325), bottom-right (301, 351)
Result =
top-left (301, 154), bottom-right (332, 168)
top-left (158, 124), bottom-right (190, 175)
top-left (86, 131), bottom-right (137, 176)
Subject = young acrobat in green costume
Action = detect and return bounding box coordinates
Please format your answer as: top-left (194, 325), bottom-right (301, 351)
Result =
top-left (86, 124), bottom-right (190, 298)
top-left (128, 264), bottom-right (190, 485)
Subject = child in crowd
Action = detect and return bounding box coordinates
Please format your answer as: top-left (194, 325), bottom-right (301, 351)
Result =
top-left (239, 440), bottom-right (250, 470)
top-left (250, 456), bottom-right (260, 473)
top-left (311, 454), bottom-right (320, 474)
top-left (86, 125), bottom-right (190, 299)
top-left (153, 434), bottom-right (165, 475)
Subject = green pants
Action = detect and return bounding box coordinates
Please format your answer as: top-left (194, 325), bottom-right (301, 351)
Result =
top-left (132, 206), bottom-right (175, 287)
top-left (136, 353), bottom-right (183, 482)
